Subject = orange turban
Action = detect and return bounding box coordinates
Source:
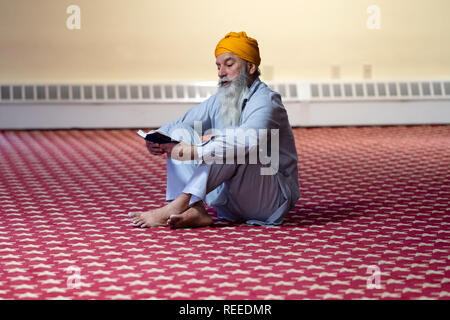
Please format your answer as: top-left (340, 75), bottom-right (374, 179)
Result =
top-left (215, 31), bottom-right (261, 66)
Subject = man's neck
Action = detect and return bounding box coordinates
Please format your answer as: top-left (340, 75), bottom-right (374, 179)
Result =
top-left (247, 76), bottom-right (257, 88)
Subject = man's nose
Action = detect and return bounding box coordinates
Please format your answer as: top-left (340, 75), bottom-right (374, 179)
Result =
top-left (218, 65), bottom-right (227, 78)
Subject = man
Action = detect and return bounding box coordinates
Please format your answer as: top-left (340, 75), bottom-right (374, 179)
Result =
top-left (129, 31), bottom-right (300, 228)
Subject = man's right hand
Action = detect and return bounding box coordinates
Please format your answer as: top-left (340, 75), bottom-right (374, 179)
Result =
top-left (146, 140), bottom-right (164, 156)
top-left (201, 135), bottom-right (214, 143)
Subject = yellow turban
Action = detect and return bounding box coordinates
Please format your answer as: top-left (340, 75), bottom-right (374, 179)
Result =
top-left (215, 31), bottom-right (261, 66)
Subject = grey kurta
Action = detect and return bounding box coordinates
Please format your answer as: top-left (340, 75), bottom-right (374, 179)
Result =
top-left (158, 78), bottom-right (300, 225)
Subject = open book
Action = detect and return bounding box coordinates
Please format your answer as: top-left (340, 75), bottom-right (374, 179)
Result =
top-left (136, 130), bottom-right (180, 144)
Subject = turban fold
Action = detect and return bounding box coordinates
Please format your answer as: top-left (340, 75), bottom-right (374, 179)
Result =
top-left (215, 31), bottom-right (261, 66)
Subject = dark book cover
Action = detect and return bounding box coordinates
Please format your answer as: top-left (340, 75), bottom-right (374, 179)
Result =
top-left (136, 130), bottom-right (179, 144)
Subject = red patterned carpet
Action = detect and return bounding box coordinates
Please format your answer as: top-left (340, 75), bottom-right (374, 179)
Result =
top-left (0, 125), bottom-right (449, 300)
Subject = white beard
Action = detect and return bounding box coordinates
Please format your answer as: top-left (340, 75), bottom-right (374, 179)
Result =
top-left (217, 66), bottom-right (249, 128)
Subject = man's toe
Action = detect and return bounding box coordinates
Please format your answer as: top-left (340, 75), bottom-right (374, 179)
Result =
top-left (129, 212), bottom-right (144, 219)
top-left (134, 219), bottom-right (145, 226)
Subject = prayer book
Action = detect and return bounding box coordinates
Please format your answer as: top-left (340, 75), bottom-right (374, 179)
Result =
top-left (136, 130), bottom-right (180, 144)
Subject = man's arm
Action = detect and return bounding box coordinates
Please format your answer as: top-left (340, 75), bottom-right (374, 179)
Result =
top-left (195, 92), bottom-right (283, 163)
top-left (157, 95), bottom-right (216, 137)
top-left (145, 95), bottom-right (216, 158)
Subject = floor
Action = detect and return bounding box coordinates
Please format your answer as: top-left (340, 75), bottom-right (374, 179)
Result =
top-left (0, 125), bottom-right (449, 299)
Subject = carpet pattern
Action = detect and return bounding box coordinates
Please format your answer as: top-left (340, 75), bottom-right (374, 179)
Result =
top-left (0, 125), bottom-right (449, 299)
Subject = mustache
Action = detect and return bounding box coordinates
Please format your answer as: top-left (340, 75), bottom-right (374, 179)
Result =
top-left (218, 77), bottom-right (232, 86)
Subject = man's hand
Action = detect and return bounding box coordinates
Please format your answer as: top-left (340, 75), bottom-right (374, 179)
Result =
top-left (201, 135), bottom-right (214, 143)
top-left (146, 140), bottom-right (197, 161)
top-left (159, 142), bottom-right (180, 157)
top-left (146, 141), bottom-right (164, 156)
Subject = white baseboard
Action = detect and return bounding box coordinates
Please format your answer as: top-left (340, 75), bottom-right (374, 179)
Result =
top-left (290, 100), bottom-right (450, 127)
top-left (0, 100), bottom-right (449, 129)
top-left (1, 79), bottom-right (449, 129)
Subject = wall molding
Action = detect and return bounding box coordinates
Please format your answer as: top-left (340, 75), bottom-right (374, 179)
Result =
top-left (1, 80), bottom-right (449, 129)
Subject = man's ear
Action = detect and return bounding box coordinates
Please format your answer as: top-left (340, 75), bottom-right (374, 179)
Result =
top-left (247, 62), bottom-right (257, 76)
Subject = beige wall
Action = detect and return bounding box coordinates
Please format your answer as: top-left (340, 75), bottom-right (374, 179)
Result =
top-left (0, 0), bottom-right (449, 83)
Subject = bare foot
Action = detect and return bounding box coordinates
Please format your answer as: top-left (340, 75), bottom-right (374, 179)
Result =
top-left (128, 194), bottom-right (191, 228)
top-left (128, 210), bottom-right (168, 228)
top-left (167, 203), bottom-right (213, 229)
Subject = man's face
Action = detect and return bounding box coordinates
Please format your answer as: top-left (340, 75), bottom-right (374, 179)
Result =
top-left (216, 52), bottom-right (244, 87)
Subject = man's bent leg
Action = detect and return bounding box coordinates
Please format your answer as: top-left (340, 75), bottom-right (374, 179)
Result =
top-left (166, 156), bottom-right (197, 201)
top-left (181, 163), bottom-right (285, 225)
top-left (129, 124), bottom-right (202, 227)
top-left (222, 164), bottom-right (286, 225)
top-left (161, 161), bottom-right (236, 229)
top-left (162, 163), bottom-right (239, 229)
top-left (182, 163), bottom-right (239, 207)
top-left (167, 201), bottom-right (213, 229)
top-left (165, 123), bottom-right (203, 201)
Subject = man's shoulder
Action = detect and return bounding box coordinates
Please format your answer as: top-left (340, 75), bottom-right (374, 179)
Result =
top-left (249, 81), bottom-right (283, 107)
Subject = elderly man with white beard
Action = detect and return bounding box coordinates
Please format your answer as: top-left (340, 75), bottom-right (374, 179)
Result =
top-left (129, 31), bottom-right (300, 228)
